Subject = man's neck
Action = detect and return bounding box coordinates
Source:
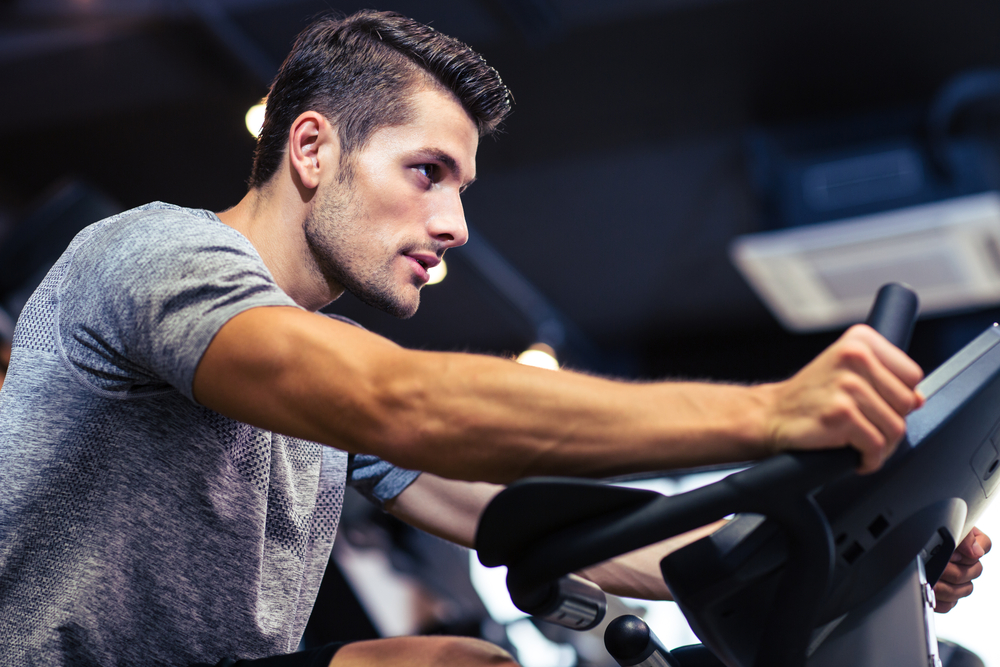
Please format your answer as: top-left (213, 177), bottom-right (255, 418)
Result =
top-left (216, 186), bottom-right (344, 312)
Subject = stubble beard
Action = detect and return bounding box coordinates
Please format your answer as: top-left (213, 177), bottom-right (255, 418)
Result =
top-left (304, 185), bottom-right (421, 319)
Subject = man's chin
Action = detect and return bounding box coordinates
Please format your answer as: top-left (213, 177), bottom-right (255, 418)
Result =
top-left (349, 286), bottom-right (420, 319)
top-left (389, 300), bottom-right (419, 320)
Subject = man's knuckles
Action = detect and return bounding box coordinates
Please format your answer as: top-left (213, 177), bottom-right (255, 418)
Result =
top-left (937, 581), bottom-right (974, 600)
top-left (816, 393), bottom-right (900, 449)
top-left (839, 324), bottom-right (925, 388)
top-left (950, 561), bottom-right (984, 582)
top-left (817, 391), bottom-right (863, 426)
top-left (833, 340), bottom-right (878, 371)
top-left (835, 372), bottom-right (869, 398)
top-left (843, 323), bottom-right (876, 342)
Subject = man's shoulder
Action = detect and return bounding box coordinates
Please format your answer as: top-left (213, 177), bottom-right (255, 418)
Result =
top-left (129, 201), bottom-right (215, 218)
top-left (72, 201), bottom-right (258, 270)
top-left (53, 199), bottom-right (275, 320)
top-left (92, 201), bottom-right (237, 243)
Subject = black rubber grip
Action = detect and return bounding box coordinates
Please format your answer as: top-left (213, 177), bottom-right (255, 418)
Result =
top-left (604, 615), bottom-right (680, 667)
top-left (605, 615), bottom-right (652, 662)
top-left (865, 283), bottom-right (919, 352)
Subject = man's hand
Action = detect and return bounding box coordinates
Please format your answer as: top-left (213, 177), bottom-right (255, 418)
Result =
top-left (934, 527), bottom-right (991, 613)
top-left (760, 325), bottom-right (925, 474)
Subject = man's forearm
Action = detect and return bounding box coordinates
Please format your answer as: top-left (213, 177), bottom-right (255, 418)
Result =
top-left (579, 520), bottom-right (728, 600)
top-left (373, 355), bottom-right (774, 481)
top-left (386, 473), bottom-right (502, 549)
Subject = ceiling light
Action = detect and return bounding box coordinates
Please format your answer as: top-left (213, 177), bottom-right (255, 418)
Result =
top-left (245, 101), bottom-right (266, 138)
top-left (426, 259), bottom-right (447, 285)
top-left (730, 191), bottom-right (1000, 332)
top-left (517, 343), bottom-right (559, 370)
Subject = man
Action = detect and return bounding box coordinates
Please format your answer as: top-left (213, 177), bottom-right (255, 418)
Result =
top-left (0, 9), bottom-right (989, 667)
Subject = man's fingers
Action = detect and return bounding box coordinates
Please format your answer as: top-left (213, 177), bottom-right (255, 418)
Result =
top-left (850, 358), bottom-right (922, 421)
top-left (837, 331), bottom-right (923, 419)
top-left (815, 326), bottom-right (925, 472)
top-left (935, 580), bottom-right (974, 606)
top-left (833, 402), bottom-right (889, 474)
top-left (936, 600), bottom-right (958, 613)
top-left (935, 527), bottom-right (990, 613)
top-left (824, 376), bottom-right (904, 473)
top-left (939, 560), bottom-right (984, 585)
top-left (954, 530), bottom-right (986, 561)
top-left (934, 577), bottom-right (973, 613)
top-left (955, 528), bottom-right (978, 558)
top-left (845, 379), bottom-right (908, 460)
top-left (973, 527), bottom-right (992, 555)
top-left (951, 528), bottom-right (990, 563)
top-left (850, 325), bottom-right (925, 389)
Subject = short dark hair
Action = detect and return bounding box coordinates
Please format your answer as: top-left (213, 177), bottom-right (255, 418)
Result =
top-left (249, 10), bottom-right (512, 189)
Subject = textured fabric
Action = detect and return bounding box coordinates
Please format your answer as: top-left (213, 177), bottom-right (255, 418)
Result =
top-left (347, 453), bottom-right (426, 509)
top-left (0, 203), bottom-right (419, 666)
top-left (190, 641), bottom-right (343, 667)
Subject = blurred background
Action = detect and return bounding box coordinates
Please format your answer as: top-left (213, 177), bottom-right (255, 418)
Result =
top-left (2, 0), bottom-right (1000, 664)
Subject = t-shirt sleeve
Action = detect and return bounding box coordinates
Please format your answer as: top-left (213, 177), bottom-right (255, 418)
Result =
top-left (56, 205), bottom-right (301, 401)
top-left (347, 453), bottom-right (421, 509)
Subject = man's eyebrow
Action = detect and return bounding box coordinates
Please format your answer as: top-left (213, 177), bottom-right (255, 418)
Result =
top-left (419, 149), bottom-right (476, 190)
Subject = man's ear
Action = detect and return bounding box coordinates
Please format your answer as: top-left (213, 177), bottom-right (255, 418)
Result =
top-left (288, 111), bottom-right (339, 190)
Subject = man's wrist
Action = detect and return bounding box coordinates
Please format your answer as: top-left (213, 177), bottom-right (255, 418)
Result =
top-left (734, 382), bottom-right (781, 460)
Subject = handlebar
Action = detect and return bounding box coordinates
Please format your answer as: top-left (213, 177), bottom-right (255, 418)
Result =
top-left (865, 282), bottom-right (919, 350)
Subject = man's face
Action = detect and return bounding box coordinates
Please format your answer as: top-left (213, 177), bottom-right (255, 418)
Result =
top-left (304, 85), bottom-right (478, 318)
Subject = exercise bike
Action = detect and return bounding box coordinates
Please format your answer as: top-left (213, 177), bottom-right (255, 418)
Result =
top-left (476, 284), bottom-right (999, 667)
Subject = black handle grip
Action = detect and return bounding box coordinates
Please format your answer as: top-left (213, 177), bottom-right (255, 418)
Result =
top-left (865, 283), bottom-right (919, 352)
top-left (509, 573), bottom-right (607, 630)
top-left (605, 615), bottom-right (680, 667)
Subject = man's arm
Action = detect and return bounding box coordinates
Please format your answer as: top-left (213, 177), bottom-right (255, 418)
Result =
top-left (384, 472), bottom-right (501, 549)
top-left (385, 473), bottom-right (721, 601)
top-left (193, 307), bottom-right (923, 482)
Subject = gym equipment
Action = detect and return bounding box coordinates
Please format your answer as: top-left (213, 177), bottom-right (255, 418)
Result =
top-left (476, 283), bottom-right (998, 667)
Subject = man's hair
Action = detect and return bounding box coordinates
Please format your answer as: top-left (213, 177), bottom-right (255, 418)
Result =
top-left (249, 10), bottom-right (512, 189)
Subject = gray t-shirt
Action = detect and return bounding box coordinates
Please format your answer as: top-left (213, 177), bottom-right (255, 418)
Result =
top-left (0, 203), bottom-right (420, 666)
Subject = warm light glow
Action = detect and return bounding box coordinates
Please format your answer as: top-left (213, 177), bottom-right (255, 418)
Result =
top-left (245, 102), bottom-right (266, 138)
top-left (516, 343), bottom-right (559, 370)
top-left (426, 259), bottom-right (448, 285)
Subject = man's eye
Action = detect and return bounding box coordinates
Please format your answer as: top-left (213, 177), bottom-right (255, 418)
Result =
top-left (415, 164), bottom-right (437, 180)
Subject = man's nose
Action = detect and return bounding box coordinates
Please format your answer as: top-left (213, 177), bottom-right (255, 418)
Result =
top-left (427, 195), bottom-right (469, 248)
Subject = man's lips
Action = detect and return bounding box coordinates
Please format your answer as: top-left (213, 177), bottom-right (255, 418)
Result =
top-left (406, 252), bottom-right (441, 270)
top-left (404, 252), bottom-right (440, 282)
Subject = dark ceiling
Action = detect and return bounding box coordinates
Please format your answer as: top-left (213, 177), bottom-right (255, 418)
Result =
top-left (3, 0), bottom-right (1000, 381)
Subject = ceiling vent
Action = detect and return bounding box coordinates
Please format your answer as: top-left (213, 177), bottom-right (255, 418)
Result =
top-left (730, 191), bottom-right (1000, 332)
